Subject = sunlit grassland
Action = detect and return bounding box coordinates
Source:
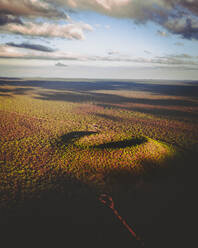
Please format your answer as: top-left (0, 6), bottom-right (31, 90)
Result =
top-left (0, 79), bottom-right (197, 210)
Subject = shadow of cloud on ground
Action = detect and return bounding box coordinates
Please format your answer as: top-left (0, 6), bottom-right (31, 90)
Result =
top-left (91, 137), bottom-right (147, 150)
top-left (34, 90), bottom-right (198, 107)
top-left (94, 113), bottom-right (124, 122)
top-left (35, 91), bottom-right (95, 102)
top-left (0, 87), bottom-right (34, 96)
top-left (0, 93), bottom-right (11, 97)
top-left (97, 103), bottom-right (198, 121)
top-left (1, 79), bottom-right (198, 98)
top-left (33, 89), bottom-right (198, 122)
top-left (1, 80), bottom-right (198, 123)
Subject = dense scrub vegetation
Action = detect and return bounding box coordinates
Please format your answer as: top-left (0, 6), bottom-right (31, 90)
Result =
top-left (0, 79), bottom-right (197, 247)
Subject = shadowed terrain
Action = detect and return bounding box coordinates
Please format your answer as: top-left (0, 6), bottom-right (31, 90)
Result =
top-left (0, 153), bottom-right (197, 248)
top-left (0, 78), bottom-right (197, 248)
top-left (1, 78), bottom-right (198, 98)
top-left (0, 79), bottom-right (197, 124)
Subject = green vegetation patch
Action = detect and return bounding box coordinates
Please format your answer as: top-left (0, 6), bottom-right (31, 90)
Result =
top-left (52, 131), bottom-right (176, 189)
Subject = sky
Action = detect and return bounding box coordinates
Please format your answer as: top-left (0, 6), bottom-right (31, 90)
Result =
top-left (0, 0), bottom-right (198, 80)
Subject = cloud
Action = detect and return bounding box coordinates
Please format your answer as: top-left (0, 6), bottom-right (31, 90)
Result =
top-left (6, 42), bottom-right (55, 52)
top-left (105, 25), bottom-right (111, 29)
top-left (55, 62), bottom-right (68, 67)
top-left (174, 42), bottom-right (184, 46)
top-left (171, 53), bottom-right (193, 59)
top-left (154, 65), bottom-right (198, 71)
top-left (95, 53), bottom-right (198, 66)
top-left (0, 14), bottom-right (23, 26)
top-left (163, 16), bottom-right (198, 40)
top-left (46, 0), bottom-right (168, 22)
top-left (46, 0), bottom-right (131, 11)
top-left (0, 0), bottom-right (65, 19)
top-left (95, 24), bottom-right (101, 28)
top-left (1, 1), bottom-right (198, 40)
top-left (46, 0), bottom-right (198, 40)
top-left (1, 43), bottom-right (197, 67)
top-left (0, 44), bottom-right (25, 58)
top-left (177, 0), bottom-right (198, 16)
top-left (0, 1), bottom-right (93, 40)
top-left (144, 50), bottom-right (151, 54)
top-left (0, 21), bottom-right (93, 39)
top-left (153, 54), bottom-right (197, 65)
top-left (107, 49), bottom-right (119, 55)
top-left (157, 30), bottom-right (169, 37)
top-left (48, 1), bottom-right (198, 19)
top-left (0, 44), bottom-right (82, 60)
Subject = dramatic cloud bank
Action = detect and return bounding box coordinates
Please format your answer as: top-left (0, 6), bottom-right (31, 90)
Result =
top-left (0, 0), bottom-right (198, 40)
top-left (45, 0), bottom-right (198, 40)
top-left (0, 0), bottom-right (92, 40)
top-left (0, 0), bottom-right (197, 77)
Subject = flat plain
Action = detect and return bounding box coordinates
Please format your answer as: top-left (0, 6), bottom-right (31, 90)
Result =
top-left (0, 78), bottom-right (198, 248)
